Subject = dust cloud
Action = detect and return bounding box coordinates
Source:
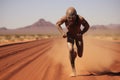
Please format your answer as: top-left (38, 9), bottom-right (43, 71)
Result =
top-left (76, 45), bottom-right (116, 74)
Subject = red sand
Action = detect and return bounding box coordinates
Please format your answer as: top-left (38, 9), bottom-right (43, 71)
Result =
top-left (0, 37), bottom-right (120, 80)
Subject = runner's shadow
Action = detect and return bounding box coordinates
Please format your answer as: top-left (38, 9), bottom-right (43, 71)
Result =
top-left (98, 72), bottom-right (120, 76)
top-left (78, 72), bottom-right (120, 76)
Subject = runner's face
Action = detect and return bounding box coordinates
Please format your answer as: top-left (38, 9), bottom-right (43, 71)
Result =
top-left (66, 11), bottom-right (77, 23)
top-left (67, 14), bottom-right (76, 22)
top-left (66, 7), bottom-right (77, 23)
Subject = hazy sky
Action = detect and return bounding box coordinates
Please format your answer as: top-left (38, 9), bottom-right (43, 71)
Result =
top-left (0, 0), bottom-right (120, 29)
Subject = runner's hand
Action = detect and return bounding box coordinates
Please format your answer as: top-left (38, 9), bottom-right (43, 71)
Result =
top-left (63, 33), bottom-right (67, 38)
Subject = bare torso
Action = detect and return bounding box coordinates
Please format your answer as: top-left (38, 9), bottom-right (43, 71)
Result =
top-left (56, 14), bottom-right (89, 37)
top-left (65, 19), bottom-right (81, 35)
top-left (61, 15), bottom-right (82, 35)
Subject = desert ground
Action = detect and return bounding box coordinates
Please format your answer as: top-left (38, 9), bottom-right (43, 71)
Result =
top-left (0, 35), bottom-right (120, 80)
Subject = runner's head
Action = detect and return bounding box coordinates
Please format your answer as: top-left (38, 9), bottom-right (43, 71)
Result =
top-left (66, 7), bottom-right (77, 22)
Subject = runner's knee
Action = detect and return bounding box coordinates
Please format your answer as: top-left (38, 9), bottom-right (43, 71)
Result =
top-left (69, 49), bottom-right (77, 58)
top-left (77, 50), bottom-right (82, 57)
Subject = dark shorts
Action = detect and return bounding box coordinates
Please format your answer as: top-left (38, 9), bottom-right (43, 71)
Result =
top-left (67, 32), bottom-right (83, 57)
top-left (67, 32), bottom-right (83, 44)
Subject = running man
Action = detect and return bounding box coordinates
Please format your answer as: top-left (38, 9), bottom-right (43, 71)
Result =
top-left (56, 7), bottom-right (90, 76)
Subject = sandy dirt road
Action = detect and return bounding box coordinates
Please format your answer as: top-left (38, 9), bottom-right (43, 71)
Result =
top-left (0, 37), bottom-right (120, 80)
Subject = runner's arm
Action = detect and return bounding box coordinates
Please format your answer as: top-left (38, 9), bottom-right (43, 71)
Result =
top-left (56, 17), bottom-right (66, 37)
top-left (81, 17), bottom-right (90, 35)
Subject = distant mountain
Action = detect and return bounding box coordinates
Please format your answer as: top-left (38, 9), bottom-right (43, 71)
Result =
top-left (0, 19), bottom-right (59, 34)
top-left (0, 20), bottom-right (120, 35)
top-left (88, 24), bottom-right (120, 35)
top-left (20, 19), bottom-right (55, 29)
top-left (90, 24), bottom-right (120, 30)
top-left (0, 27), bottom-right (8, 30)
top-left (90, 25), bottom-right (108, 30)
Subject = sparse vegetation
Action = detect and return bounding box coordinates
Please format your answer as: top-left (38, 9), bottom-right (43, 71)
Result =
top-left (86, 32), bottom-right (120, 42)
top-left (0, 34), bottom-right (55, 46)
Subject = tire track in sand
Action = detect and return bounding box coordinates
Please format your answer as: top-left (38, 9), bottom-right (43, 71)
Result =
top-left (0, 39), bottom-right (53, 80)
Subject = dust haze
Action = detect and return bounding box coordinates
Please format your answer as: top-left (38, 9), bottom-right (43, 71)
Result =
top-left (76, 43), bottom-right (117, 74)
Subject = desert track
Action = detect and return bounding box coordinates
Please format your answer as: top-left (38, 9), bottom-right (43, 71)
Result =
top-left (0, 37), bottom-right (120, 80)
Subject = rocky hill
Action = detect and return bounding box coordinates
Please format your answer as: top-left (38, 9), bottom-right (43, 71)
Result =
top-left (0, 19), bottom-right (59, 35)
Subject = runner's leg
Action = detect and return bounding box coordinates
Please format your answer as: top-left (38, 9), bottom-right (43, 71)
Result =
top-left (75, 39), bottom-right (83, 57)
top-left (67, 42), bottom-right (77, 76)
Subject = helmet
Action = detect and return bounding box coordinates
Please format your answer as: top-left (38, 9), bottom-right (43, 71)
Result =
top-left (66, 7), bottom-right (77, 22)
